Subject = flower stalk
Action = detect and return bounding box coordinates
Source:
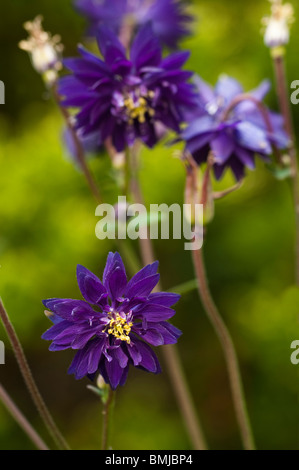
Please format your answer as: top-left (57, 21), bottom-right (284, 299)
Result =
top-left (191, 246), bottom-right (255, 450)
top-left (184, 159), bottom-right (255, 450)
top-left (0, 382), bottom-right (49, 450)
top-left (52, 87), bottom-right (102, 204)
top-left (101, 387), bottom-right (116, 450)
top-left (0, 299), bottom-right (70, 450)
top-left (271, 51), bottom-right (299, 284)
top-left (128, 144), bottom-right (207, 450)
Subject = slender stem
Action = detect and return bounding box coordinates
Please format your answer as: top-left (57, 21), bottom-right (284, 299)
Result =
top-left (0, 299), bottom-right (70, 450)
top-left (168, 279), bottom-right (198, 296)
top-left (101, 388), bottom-right (115, 450)
top-left (272, 53), bottom-right (299, 284)
top-left (191, 248), bottom-right (255, 450)
top-left (52, 87), bottom-right (102, 204)
top-left (0, 383), bottom-right (49, 450)
top-left (128, 145), bottom-right (207, 450)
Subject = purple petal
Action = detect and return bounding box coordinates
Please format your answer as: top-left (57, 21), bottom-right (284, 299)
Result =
top-left (211, 133), bottom-right (235, 164)
top-left (235, 146), bottom-right (255, 170)
top-left (96, 26), bottom-right (126, 65)
top-left (102, 252), bottom-right (127, 300)
top-left (42, 320), bottom-right (72, 341)
top-left (215, 75), bottom-right (243, 104)
top-left (249, 79), bottom-right (271, 101)
top-left (87, 336), bottom-right (107, 374)
top-left (76, 265), bottom-right (107, 305)
top-left (134, 325), bottom-right (164, 346)
top-left (148, 292), bottom-right (181, 308)
top-left (126, 342), bottom-right (142, 366)
top-left (133, 303), bottom-right (175, 322)
top-left (234, 121), bottom-right (272, 154)
top-left (133, 338), bottom-right (161, 373)
top-left (42, 298), bottom-right (95, 322)
top-left (160, 51), bottom-right (190, 71)
top-left (152, 321), bottom-right (182, 344)
top-left (104, 353), bottom-right (126, 389)
top-left (113, 345), bottom-right (129, 368)
top-left (130, 24), bottom-right (162, 71)
top-left (125, 263), bottom-right (160, 298)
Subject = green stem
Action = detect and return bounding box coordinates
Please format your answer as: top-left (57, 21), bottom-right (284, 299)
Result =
top-left (168, 279), bottom-right (198, 296)
top-left (191, 248), bottom-right (256, 450)
top-left (101, 388), bottom-right (115, 450)
top-left (0, 299), bottom-right (70, 450)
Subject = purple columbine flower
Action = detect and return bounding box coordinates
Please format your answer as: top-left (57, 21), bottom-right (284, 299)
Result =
top-left (58, 25), bottom-right (195, 152)
top-left (183, 75), bottom-right (289, 181)
top-left (42, 253), bottom-right (181, 390)
top-left (74, 0), bottom-right (193, 49)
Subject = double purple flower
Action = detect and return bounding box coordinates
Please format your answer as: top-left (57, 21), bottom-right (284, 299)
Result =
top-left (42, 253), bottom-right (181, 390)
top-left (74, 0), bottom-right (193, 49)
top-left (58, 25), bottom-right (195, 152)
top-left (183, 75), bottom-right (289, 181)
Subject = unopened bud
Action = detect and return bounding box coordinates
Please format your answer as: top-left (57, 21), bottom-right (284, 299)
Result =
top-left (262, 0), bottom-right (295, 49)
top-left (19, 16), bottom-right (63, 86)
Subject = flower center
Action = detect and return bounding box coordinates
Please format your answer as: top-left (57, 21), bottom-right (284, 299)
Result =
top-left (107, 312), bottom-right (133, 344)
top-left (123, 91), bottom-right (155, 124)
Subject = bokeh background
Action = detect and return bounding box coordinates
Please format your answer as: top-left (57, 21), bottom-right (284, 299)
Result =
top-left (0, 0), bottom-right (299, 450)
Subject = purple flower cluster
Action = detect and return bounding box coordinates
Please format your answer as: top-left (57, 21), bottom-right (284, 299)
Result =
top-left (183, 75), bottom-right (289, 181)
top-left (42, 253), bottom-right (181, 390)
top-left (58, 25), bottom-right (195, 152)
top-left (74, 0), bottom-right (193, 49)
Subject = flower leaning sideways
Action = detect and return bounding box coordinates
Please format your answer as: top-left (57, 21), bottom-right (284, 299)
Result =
top-left (58, 25), bottom-right (195, 152)
top-left (183, 75), bottom-right (289, 181)
top-left (42, 253), bottom-right (181, 390)
top-left (74, 0), bottom-right (193, 49)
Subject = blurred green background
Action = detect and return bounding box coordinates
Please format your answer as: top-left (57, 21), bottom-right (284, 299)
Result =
top-left (0, 0), bottom-right (299, 450)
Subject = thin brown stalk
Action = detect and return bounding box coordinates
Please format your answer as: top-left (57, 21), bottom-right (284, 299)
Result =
top-left (272, 53), bottom-right (299, 284)
top-left (0, 382), bottom-right (49, 450)
top-left (128, 145), bottom-right (207, 450)
top-left (191, 247), bottom-right (255, 450)
top-left (52, 87), bottom-right (102, 204)
top-left (0, 299), bottom-right (70, 450)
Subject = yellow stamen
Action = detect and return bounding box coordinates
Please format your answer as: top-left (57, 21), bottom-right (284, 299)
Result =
top-left (123, 93), bottom-right (155, 124)
top-left (108, 313), bottom-right (133, 344)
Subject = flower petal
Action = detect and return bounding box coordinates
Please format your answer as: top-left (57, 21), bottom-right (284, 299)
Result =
top-left (148, 292), bottom-right (181, 307)
top-left (103, 252), bottom-right (127, 300)
top-left (215, 75), bottom-right (243, 104)
top-left (133, 303), bottom-right (175, 322)
top-left (133, 338), bottom-right (161, 373)
top-left (76, 265), bottom-right (107, 305)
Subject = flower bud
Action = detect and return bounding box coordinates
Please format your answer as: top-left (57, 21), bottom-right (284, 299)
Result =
top-left (19, 16), bottom-right (63, 86)
top-left (262, 0), bottom-right (295, 49)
